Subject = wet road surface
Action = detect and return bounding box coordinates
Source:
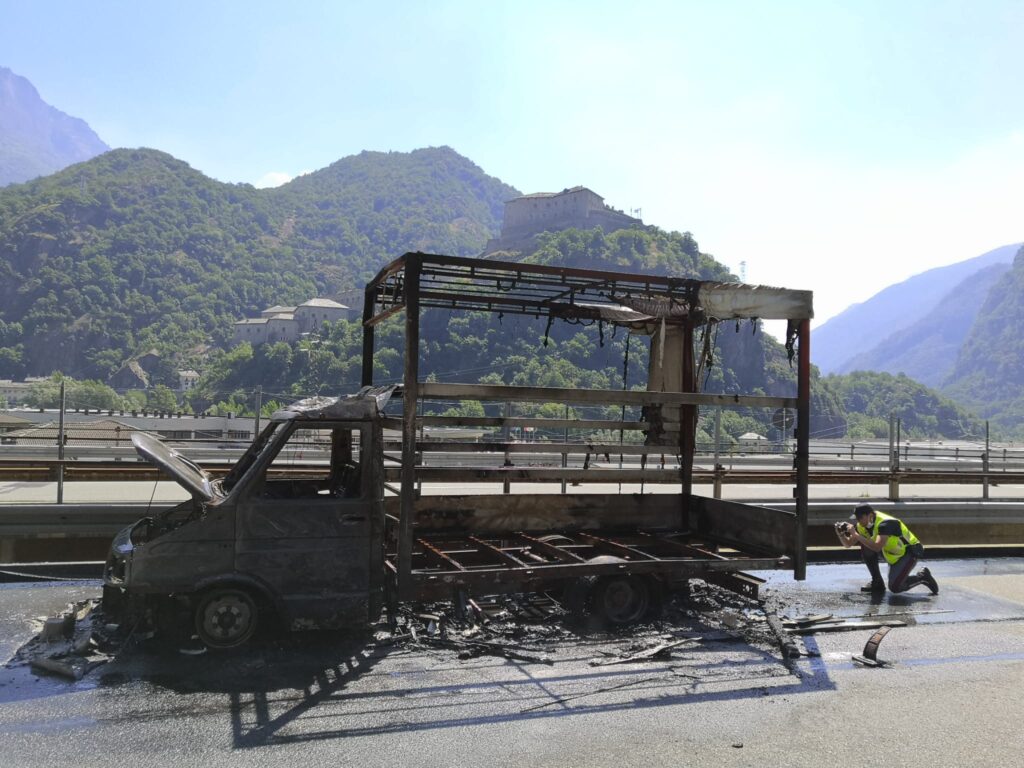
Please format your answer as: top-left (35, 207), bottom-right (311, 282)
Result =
top-left (1, 559), bottom-right (1023, 767)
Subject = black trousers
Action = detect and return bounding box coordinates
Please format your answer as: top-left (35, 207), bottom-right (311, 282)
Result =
top-left (861, 543), bottom-right (925, 593)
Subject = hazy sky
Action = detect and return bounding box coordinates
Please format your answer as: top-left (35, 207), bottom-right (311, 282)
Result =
top-left (2, 1), bottom-right (1021, 325)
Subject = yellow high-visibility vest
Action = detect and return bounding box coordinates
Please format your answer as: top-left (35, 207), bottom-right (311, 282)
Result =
top-left (856, 510), bottom-right (920, 565)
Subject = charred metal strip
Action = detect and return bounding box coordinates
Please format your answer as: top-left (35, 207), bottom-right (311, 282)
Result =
top-left (365, 253), bottom-right (411, 289)
top-left (365, 303), bottom-right (407, 328)
top-left (516, 532), bottom-right (586, 562)
top-left (466, 535), bottom-right (528, 567)
top-left (575, 531), bottom-right (660, 560)
top-left (416, 538), bottom-right (467, 571)
top-left (861, 625), bottom-right (893, 662)
top-left (635, 531), bottom-right (726, 560)
top-left (414, 252), bottom-right (700, 291)
top-left (702, 570), bottom-right (764, 600)
top-left (404, 555), bottom-right (791, 586)
top-left (418, 290), bottom-right (551, 311)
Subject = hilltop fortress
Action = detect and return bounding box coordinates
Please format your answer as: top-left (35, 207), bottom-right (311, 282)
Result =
top-left (485, 186), bottom-right (642, 253)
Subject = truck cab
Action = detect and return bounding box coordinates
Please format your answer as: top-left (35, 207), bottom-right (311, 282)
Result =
top-left (103, 387), bottom-right (391, 647)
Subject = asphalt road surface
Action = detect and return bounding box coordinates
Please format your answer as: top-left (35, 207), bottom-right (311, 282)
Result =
top-left (1, 559), bottom-right (1023, 767)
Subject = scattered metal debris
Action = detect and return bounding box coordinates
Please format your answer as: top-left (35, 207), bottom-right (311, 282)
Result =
top-left (853, 626), bottom-right (895, 668)
top-left (589, 638), bottom-right (698, 666)
top-left (790, 619), bottom-right (907, 634)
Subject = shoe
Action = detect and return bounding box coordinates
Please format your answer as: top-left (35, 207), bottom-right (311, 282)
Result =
top-left (920, 567), bottom-right (939, 595)
top-left (861, 581), bottom-right (886, 593)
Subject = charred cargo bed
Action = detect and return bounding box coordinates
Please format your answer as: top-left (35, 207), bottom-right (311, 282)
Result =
top-left (396, 527), bottom-right (789, 602)
top-left (362, 253), bottom-right (813, 604)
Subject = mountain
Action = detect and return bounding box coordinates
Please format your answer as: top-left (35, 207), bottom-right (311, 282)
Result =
top-left (0, 146), bottom-right (517, 379)
top-left (943, 246), bottom-right (1024, 434)
top-left (838, 262), bottom-right (1010, 386)
top-left (813, 243), bottom-right (1021, 374)
top-left (0, 142), bottom-right (968, 440)
top-left (0, 66), bottom-right (109, 186)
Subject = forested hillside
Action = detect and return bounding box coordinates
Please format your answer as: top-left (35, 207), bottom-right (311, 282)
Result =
top-left (823, 370), bottom-right (983, 439)
top-left (0, 143), bottom-right (981, 441)
top-left (0, 146), bottom-right (516, 380)
top-left (185, 226), bottom-right (847, 441)
top-left (943, 246), bottom-right (1024, 434)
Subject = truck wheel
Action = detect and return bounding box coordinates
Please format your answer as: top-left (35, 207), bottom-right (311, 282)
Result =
top-left (591, 575), bottom-right (651, 625)
top-left (195, 588), bottom-right (258, 649)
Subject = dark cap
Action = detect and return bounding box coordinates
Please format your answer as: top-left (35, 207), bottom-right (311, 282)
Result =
top-left (850, 503), bottom-right (874, 520)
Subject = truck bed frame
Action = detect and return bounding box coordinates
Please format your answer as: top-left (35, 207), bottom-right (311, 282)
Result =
top-left (361, 252), bottom-right (812, 602)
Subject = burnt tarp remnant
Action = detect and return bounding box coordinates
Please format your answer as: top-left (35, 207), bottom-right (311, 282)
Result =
top-left (8, 599), bottom-right (121, 681)
top-left (270, 385), bottom-right (397, 421)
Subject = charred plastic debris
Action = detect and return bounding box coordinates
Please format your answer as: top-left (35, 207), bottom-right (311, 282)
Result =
top-left (8, 599), bottom-right (120, 681)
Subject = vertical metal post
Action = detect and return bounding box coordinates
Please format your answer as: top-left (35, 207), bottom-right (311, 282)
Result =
top-left (887, 413), bottom-right (898, 501)
top-left (888, 413), bottom-right (896, 470)
top-left (416, 399), bottom-right (424, 494)
top-left (794, 319), bottom-right (811, 580)
top-left (561, 403), bottom-right (569, 495)
top-left (398, 258), bottom-right (421, 599)
top-left (680, 320), bottom-right (696, 528)
top-left (713, 406), bottom-right (722, 500)
top-left (57, 381), bottom-right (66, 504)
top-left (502, 401), bottom-right (512, 494)
top-left (893, 418), bottom-right (902, 501)
top-left (983, 421), bottom-right (990, 500)
top-left (361, 283), bottom-right (377, 387)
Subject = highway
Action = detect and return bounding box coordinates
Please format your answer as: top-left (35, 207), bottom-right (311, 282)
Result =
top-left (1, 559), bottom-right (1022, 767)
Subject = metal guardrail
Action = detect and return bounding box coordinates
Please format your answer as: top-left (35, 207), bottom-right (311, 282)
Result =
top-left (2, 500), bottom-right (1023, 539)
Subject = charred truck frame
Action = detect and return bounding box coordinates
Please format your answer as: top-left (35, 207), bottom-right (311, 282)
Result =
top-left (103, 252), bottom-right (812, 646)
top-left (363, 252), bottom-right (812, 617)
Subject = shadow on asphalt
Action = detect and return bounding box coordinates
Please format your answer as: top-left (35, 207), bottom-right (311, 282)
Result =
top-left (3, 587), bottom-right (841, 747)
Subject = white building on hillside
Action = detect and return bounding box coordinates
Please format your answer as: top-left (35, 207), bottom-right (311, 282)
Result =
top-left (232, 298), bottom-right (352, 346)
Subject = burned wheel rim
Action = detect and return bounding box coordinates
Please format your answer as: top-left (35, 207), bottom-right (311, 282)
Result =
top-left (195, 589), bottom-right (257, 648)
top-left (593, 576), bottom-right (651, 625)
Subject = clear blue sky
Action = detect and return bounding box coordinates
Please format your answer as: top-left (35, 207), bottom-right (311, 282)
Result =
top-left (2, 0), bottom-right (1022, 324)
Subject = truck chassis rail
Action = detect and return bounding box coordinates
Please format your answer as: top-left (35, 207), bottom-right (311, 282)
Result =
top-left (387, 529), bottom-right (784, 600)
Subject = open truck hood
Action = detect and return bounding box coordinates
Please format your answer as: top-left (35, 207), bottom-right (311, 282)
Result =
top-left (131, 432), bottom-right (216, 501)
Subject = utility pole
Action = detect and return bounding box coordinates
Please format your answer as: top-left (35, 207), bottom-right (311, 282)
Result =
top-left (253, 385), bottom-right (263, 436)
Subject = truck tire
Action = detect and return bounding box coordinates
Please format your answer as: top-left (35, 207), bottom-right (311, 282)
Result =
top-left (591, 574), bottom-right (651, 625)
top-left (194, 588), bottom-right (259, 649)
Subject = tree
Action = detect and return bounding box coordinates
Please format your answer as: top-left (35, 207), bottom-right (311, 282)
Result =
top-left (146, 384), bottom-right (179, 412)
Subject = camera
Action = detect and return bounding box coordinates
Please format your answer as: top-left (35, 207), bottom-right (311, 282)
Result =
top-left (835, 521), bottom-right (851, 534)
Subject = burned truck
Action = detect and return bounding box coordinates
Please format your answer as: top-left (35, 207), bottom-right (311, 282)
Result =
top-left (103, 252), bottom-right (813, 648)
